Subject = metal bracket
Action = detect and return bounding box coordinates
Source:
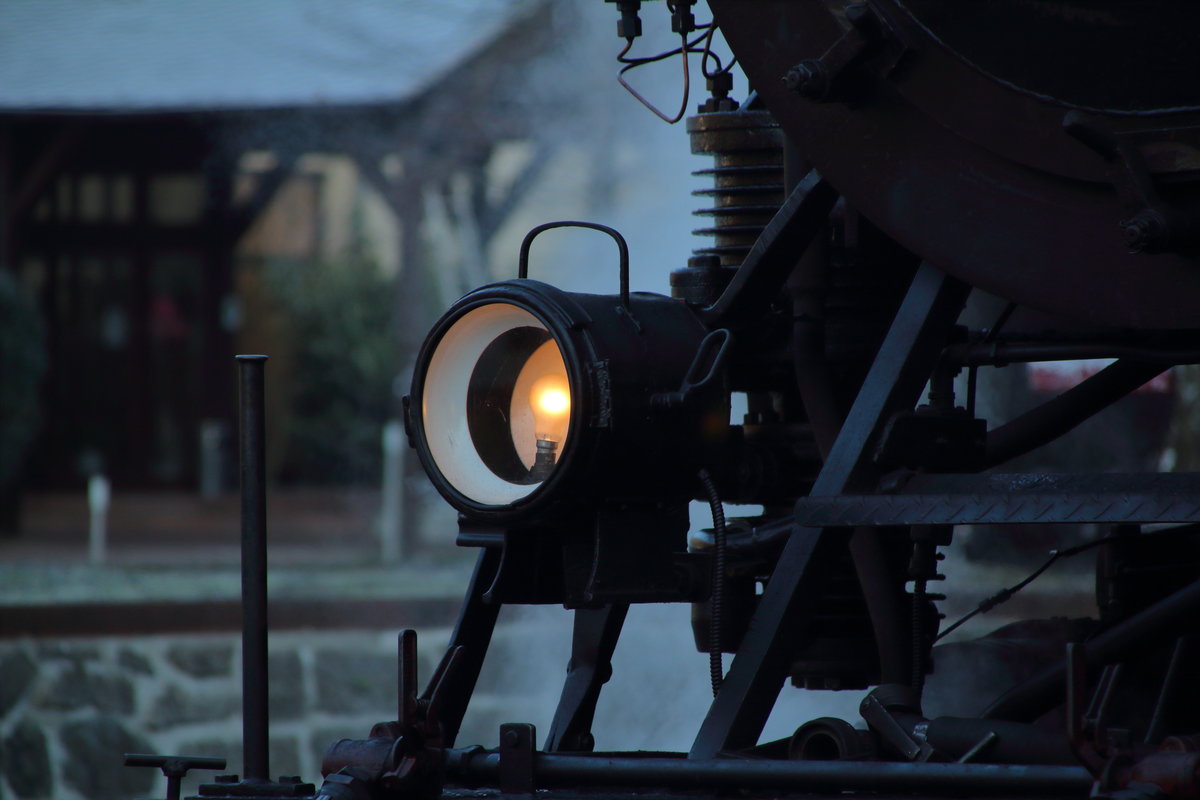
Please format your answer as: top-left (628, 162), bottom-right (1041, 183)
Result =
top-left (859, 691), bottom-right (934, 762)
top-left (1063, 112), bottom-right (1200, 253)
top-left (499, 723), bottom-right (537, 795)
top-left (783, 3), bottom-right (885, 102)
top-left (651, 329), bottom-right (732, 412)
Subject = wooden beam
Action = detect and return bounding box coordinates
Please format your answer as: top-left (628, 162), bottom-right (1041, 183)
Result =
top-left (226, 150), bottom-right (300, 244)
top-left (355, 152), bottom-right (407, 220)
top-left (11, 123), bottom-right (86, 218)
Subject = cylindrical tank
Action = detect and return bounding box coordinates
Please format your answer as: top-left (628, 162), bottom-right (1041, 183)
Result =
top-left (712, 0), bottom-right (1200, 329)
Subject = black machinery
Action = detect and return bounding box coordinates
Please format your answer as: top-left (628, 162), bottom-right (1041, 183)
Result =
top-left (133, 2), bottom-right (1200, 799)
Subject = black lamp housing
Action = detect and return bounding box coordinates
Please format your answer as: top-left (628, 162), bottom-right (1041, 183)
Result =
top-left (404, 222), bottom-right (743, 606)
top-left (407, 277), bottom-right (722, 525)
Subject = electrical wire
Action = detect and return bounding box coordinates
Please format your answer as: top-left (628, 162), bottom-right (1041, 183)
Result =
top-left (615, 14), bottom-right (735, 124)
top-left (935, 525), bottom-right (1199, 642)
top-left (617, 34), bottom-right (692, 124)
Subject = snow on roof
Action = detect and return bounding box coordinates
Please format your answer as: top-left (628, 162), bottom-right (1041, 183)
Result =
top-left (0, 0), bottom-right (532, 114)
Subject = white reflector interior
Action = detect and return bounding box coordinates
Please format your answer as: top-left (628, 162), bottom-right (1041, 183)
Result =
top-left (422, 303), bottom-right (571, 506)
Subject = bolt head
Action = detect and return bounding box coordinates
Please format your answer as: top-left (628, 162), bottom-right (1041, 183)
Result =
top-left (1120, 210), bottom-right (1167, 254)
top-left (784, 60), bottom-right (830, 100)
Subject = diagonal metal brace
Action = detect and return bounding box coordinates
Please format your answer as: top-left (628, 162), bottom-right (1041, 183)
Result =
top-left (700, 170), bottom-right (837, 329)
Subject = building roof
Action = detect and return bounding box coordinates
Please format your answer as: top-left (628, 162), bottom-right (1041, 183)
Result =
top-left (0, 0), bottom-right (532, 115)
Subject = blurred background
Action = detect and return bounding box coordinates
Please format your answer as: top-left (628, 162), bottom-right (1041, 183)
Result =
top-left (0, 3), bottom-right (725, 798)
top-left (0, 2), bottom-right (1194, 799)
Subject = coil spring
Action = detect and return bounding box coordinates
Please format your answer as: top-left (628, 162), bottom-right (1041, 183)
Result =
top-left (687, 110), bottom-right (785, 267)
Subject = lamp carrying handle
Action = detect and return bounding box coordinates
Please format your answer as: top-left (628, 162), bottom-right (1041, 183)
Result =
top-left (518, 221), bottom-right (631, 312)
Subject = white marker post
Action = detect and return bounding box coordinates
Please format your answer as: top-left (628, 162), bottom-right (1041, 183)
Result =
top-left (379, 419), bottom-right (406, 564)
top-left (87, 474), bottom-right (110, 564)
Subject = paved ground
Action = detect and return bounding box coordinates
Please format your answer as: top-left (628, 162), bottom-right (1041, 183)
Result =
top-left (0, 489), bottom-right (475, 607)
top-left (6, 489), bottom-right (385, 564)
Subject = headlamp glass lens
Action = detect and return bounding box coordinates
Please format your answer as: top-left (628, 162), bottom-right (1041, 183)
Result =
top-left (423, 303), bottom-right (572, 506)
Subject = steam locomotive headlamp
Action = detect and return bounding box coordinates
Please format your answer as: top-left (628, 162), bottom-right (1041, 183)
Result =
top-left (408, 222), bottom-right (728, 525)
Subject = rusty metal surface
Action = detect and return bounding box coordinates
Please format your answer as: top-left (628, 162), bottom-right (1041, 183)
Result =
top-left (710, 0), bottom-right (1200, 329)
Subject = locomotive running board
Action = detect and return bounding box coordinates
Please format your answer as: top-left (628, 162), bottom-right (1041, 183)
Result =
top-left (794, 472), bottom-right (1200, 526)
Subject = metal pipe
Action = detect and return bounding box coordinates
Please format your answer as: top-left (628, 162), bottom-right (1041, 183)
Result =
top-left (788, 208), bottom-right (841, 460)
top-left (985, 359), bottom-right (1166, 468)
top-left (447, 749), bottom-right (1092, 796)
top-left (849, 527), bottom-right (912, 686)
top-left (237, 354), bottom-right (270, 782)
top-left (985, 576), bottom-right (1200, 722)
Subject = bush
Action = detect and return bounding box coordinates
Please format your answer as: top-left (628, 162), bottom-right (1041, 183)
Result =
top-left (267, 247), bottom-right (399, 485)
top-left (0, 271), bottom-right (47, 487)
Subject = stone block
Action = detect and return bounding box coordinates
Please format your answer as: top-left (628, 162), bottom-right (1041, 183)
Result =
top-left (35, 643), bottom-right (100, 663)
top-left (60, 718), bottom-right (155, 800)
top-left (117, 649), bottom-right (154, 675)
top-left (147, 685), bottom-right (239, 730)
top-left (0, 650), bottom-right (36, 720)
top-left (167, 643), bottom-right (234, 679)
top-left (268, 651), bottom-right (305, 721)
top-left (313, 649), bottom-right (395, 714)
top-left (33, 663), bottom-right (88, 711)
top-left (33, 664), bottom-right (134, 715)
top-left (1, 718), bottom-right (51, 799)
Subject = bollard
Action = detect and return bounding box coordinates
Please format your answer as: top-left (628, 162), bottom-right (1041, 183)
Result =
top-left (199, 419), bottom-right (228, 499)
top-left (379, 419), bottom-right (406, 564)
top-left (87, 474), bottom-right (110, 564)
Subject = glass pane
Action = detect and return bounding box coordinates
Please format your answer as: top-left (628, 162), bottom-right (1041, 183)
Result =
top-left (78, 174), bottom-right (105, 222)
top-left (112, 174), bottom-right (134, 222)
top-left (149, 173), bottom-right (205, 226)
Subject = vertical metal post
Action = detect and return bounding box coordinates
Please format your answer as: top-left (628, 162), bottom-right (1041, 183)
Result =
top-left (237, 354), bottom-right (269, 783)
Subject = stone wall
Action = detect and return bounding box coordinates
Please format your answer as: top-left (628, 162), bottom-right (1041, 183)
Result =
top-left (0, 604), bottom-right (599, 800)
top-left (1, 603), bottom-right (868, 800)
top-left (0, 627), bottom-right (467, 800)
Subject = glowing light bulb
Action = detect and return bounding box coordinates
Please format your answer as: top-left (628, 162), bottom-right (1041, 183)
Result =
top-left (535, 385), bottom-right (569, 417)
top-left (528, 373), bottom-right (569, 480)
top-left (530, 374), bottom-right (570, 442)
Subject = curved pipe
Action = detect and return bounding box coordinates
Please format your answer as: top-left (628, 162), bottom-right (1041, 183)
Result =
top-left (788, 219), bottom-right (842, 460)
top-left (985, 576), bottom-right (1200, 722)
top-left (985, 358), bottom-right (1167, 468)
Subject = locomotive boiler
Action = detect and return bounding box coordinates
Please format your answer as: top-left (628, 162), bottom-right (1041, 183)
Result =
top-left (149, 2), bottom-right (1200, 799)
